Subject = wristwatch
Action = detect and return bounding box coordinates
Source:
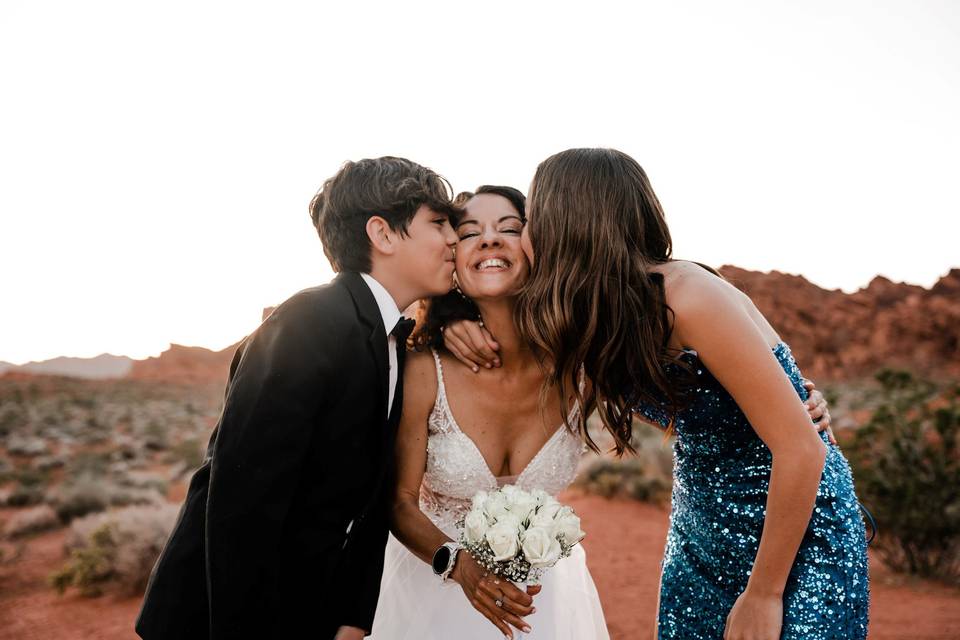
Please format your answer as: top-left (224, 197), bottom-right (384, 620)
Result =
top-left (431, 541), bottom-right (461, 582)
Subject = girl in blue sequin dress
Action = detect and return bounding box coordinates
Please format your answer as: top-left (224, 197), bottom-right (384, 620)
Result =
top-left (507, 149), bottom-right (870, 640)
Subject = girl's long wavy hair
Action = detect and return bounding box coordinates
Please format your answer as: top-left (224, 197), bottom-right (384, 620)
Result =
top-left (516, 148), bottom-right (687, 455)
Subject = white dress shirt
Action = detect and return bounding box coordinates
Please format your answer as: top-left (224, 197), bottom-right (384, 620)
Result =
top-left (359, 273), bottom-right (404, 416)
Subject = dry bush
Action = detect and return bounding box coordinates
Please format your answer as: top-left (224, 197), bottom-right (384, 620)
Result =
top-left (51, 474), bottom-right (111, 523)
top-left (4, 505), bottom-right (61, 539)
top-left (577, 424), bottom-right (674, 502)
top-left (6, 484), bottom-right (45, 507)
top-left (51, 503), bottom-right (179, 597)
top-left (848, 370), bottom-right (960, 583)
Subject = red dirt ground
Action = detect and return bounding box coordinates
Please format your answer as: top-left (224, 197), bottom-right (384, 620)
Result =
top-left (0, 492), bottom-right (957, 639)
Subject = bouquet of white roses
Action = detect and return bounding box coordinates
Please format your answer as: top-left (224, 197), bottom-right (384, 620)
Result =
top-left (457, 485), bottom-right (586, 584)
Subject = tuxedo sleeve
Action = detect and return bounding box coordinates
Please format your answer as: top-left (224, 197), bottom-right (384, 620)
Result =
top-left (336, 472), bottom-right (391, 634)
top-left (204, 300), bottom-right (331, 639)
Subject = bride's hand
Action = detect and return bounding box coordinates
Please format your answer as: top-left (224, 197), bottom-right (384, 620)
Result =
top-left (722, 588), bottom-right (782, 640)
top-left (450, 553), bottom-right (535, 639)
top-left (802, 378), bottom-right (836, 445)
top-left (442, 320), bottom-right (500, 372)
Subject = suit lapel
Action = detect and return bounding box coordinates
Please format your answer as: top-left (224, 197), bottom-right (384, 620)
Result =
top-left (339, 272), bottom-right (390, 424)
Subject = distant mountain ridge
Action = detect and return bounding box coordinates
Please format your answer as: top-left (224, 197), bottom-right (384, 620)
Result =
top-left (4, 268), bottom-right (957, 383)
top-left (0, 354), bottom-right (133, 379)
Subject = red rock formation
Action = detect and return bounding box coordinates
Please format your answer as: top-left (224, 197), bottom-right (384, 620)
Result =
top-left (719, 267), bottom-right (960, 380)
top-left (128, 343), bottom-right (240, 386)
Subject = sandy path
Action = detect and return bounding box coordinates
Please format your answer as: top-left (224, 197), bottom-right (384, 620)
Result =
top-left (0, 493), bottom-right (957, 639)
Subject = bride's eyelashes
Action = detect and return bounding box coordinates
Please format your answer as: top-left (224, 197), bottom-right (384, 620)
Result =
top-left (458, 227), bottom-right (523, 241)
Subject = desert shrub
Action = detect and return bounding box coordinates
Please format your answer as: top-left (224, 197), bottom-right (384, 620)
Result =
top-left (578, 416), bottom-right (675, 502)
top-left (0, 406), bottom-right (26, 436)
top-left (14, 467), bottom-right (49, 487)
top-left (142, 420), bottom-right (169, 451)
top-left (6, 469), bottom-right (49, 507)
top-left (32, 455), bottom-right (66, 472)
top-left (115, 468), bottom-right (168, 491)
top-left (6, 435), bottom-right (49, 457)
top-left (847, 370), bottom-right (960, 583)
top-left (577, 458), bottom-right (672, 502)
top-left (6, 485), bottom-right (45, 507)
top-left (109, 487), bottom-right (165, 507)
top-left (52, 475), bottom-right (111, 523)
top-left (51, 503), bottom-right (179, 596)
top-left (66, 451), bottom-right (112, 477)
top-left (166, 437), bottom-right (204, 472)
top-left (4, 505), bottom-right (61, 539)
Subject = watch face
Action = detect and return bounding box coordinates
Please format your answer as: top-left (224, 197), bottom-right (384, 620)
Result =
top-left (432, 546), bottom-right (450, 574)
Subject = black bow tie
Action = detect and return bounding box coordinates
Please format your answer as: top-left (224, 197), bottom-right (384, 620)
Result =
top-left (391, 317), bottom-right (416, 342)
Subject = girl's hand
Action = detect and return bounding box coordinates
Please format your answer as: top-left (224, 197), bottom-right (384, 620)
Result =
top-left (442, 320), bottom-right (500, 372)
top-left (450, 553), bottom-right (535, 639)
top-left (723, 589), bottom-right (783, 640)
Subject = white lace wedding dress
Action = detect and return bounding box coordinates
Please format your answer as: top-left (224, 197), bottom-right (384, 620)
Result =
top-left (370, 350), bottom-right (609, 639)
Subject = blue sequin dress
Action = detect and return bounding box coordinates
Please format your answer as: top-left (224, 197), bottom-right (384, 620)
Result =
top-left (637, 342), bottom-right (869, 640)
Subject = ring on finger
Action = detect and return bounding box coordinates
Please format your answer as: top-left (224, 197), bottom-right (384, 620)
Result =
top-left (495, 598), bottom-right (503, 608)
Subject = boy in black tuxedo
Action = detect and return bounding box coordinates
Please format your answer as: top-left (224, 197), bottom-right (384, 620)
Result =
top-left (136, 157), bottom-right (459, 640)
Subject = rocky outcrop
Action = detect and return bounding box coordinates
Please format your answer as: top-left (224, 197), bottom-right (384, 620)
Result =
top-left (719, 267), bottom-right (960, 380)
top-left (128, 344), bottom-right (239, 386)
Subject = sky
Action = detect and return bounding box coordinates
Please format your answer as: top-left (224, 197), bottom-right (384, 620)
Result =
top-left (1, 0), bottom-right (958, 364)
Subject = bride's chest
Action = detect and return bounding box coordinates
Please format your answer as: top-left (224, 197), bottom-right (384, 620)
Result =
top-left (423, 424), bottom-right (583, 500)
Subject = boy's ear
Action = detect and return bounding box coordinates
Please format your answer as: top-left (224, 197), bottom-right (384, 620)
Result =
top-left (365, 215), bottom-right (396, 256)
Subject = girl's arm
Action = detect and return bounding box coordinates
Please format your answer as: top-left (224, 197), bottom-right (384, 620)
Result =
top-left (672, 276), bottom-right (827, 640)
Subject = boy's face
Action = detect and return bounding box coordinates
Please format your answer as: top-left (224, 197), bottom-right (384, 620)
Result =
top-left (392, 205), bottom-right (458, 298)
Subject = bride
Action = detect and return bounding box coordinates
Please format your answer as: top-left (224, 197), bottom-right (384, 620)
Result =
top-left (369, 186), bottom-right (610, 639)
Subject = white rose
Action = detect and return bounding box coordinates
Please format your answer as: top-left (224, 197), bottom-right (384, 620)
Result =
top-left (531, 489), bottom-right (551, 506)
top-left (499, 484), bottom-right (520, 499)
top-left (537, 500), bottom-right (564, 520)
top-left (484, 492), bottom-right (509, 521)
top-left (521, 526), bottom-right (563, 568)
top-left (464, 509), bottom-right (489, 545)
top-left (485, 522), bottom-right (520, 562)
top-left (505, 492), bottom-right (538, 520)
top-left (553, 508), bottom-right (586, 545)
top-left (471, 490), bottom-right (489, 512)
top-left (527, 511), bottom-right (554, 531)
top-left (494, 512), bottom-right (523, 532)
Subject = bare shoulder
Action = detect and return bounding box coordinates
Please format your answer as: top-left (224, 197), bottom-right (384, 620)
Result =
top-left (657, 261), bottom-right (742, 313)
top-left (657, 261), bottom-right (780, 348)
top-left (653, 261), bottom-right (750, 344)
top-left (402, 349), bottom-right (439, 411)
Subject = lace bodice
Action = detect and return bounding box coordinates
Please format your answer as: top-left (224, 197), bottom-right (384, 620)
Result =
top-left (419, 349), bottom-right (585, 537)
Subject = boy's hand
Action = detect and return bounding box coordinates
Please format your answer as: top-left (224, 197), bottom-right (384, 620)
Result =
top-left (334, 625), bottom-right (366, 640)
top-left (442, 320), bottom-right (501, 372)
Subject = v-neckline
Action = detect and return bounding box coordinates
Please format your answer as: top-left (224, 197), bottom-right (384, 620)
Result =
top-left (442, 392), bottom-right (571, 487)
top-left (432, 350), bottom-right (577, 487)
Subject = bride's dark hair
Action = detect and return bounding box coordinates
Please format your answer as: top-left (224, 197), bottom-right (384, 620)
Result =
top-left (516, 148), bottom-right (688, 455)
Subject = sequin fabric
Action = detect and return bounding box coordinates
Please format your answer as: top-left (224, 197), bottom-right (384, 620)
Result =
top-left (636, 342), bottom-right (869, 640)
top-left (419, 349), bottom-right (585, 537)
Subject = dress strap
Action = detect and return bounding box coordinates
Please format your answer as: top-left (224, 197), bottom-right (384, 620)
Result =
top-left (430, 348), bottom-right (447, 397)
top-left (428, 348), bottom-right (460, 435)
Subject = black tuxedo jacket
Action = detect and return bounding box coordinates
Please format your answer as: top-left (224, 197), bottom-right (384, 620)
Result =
top-left (136, 271), bottom-right (404, 639)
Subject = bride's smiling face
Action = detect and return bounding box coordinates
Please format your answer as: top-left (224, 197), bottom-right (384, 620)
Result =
top-left (455, 193), bottom-right (529, 301)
